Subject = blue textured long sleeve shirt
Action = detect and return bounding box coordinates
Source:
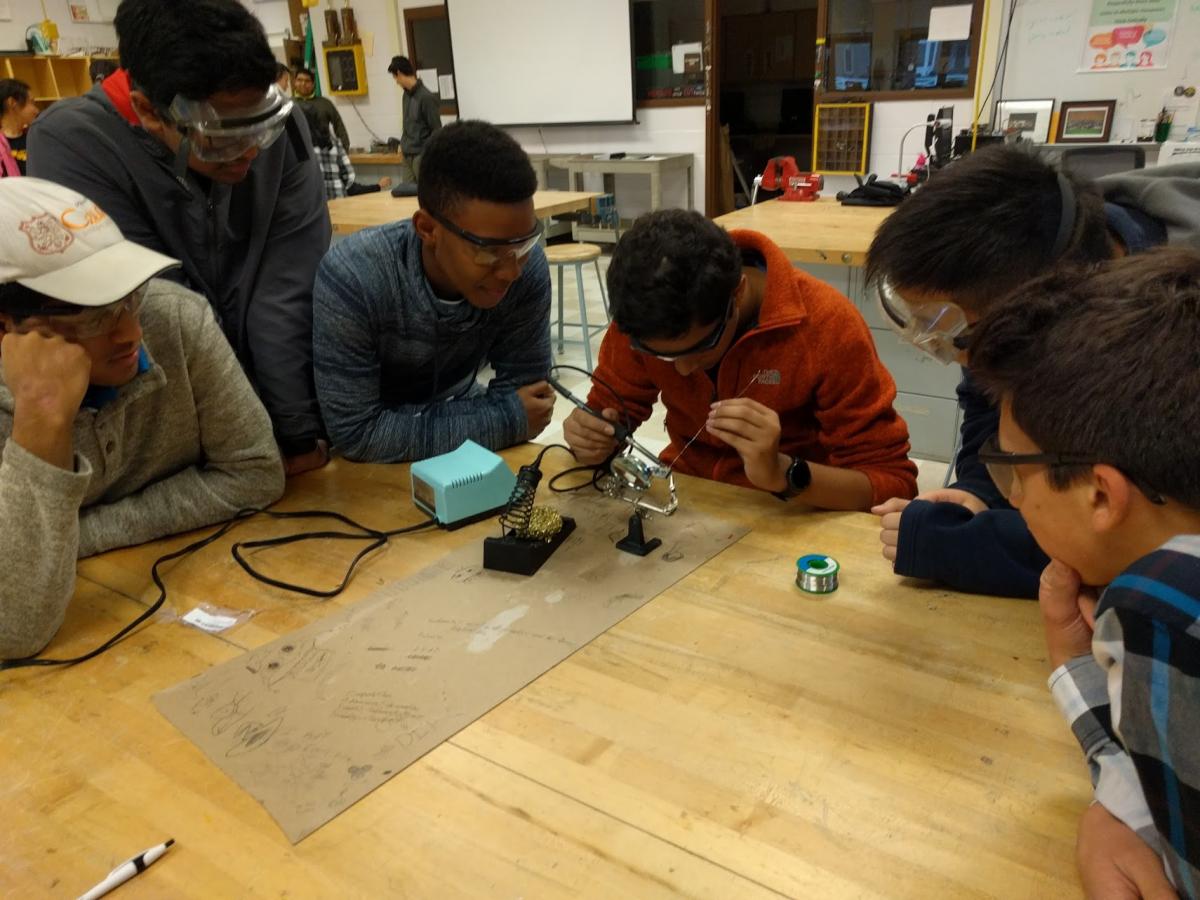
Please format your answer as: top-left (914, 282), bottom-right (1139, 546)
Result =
top-left (314, 220), bottom-right (551, 462)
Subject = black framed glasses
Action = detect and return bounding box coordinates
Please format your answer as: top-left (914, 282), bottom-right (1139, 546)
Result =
top-left (425, 208), bottom-right (544, 267)
top-left (629, 294), bottom-right (737, 361)
top-left (977, 435), bottom-right (1165, 505)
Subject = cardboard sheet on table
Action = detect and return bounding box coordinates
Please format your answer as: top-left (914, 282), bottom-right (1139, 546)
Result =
top-left (154, 491), bottom-right (746, 842)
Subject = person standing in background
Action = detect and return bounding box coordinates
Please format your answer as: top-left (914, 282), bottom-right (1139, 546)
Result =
top-left (292, 67), bottom-right (349, 151)
top-left (0, 80), bottom-right (37, 177)
top-left (387, 56), bottom-right (441, 183)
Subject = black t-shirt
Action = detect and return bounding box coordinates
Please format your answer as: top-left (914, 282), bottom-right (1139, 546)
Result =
top-left (4, 132), bottom-right (27, 175)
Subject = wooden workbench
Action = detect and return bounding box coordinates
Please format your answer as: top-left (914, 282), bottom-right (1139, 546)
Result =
top-left (713, 197), bottom-right (894, 267)
top-left (3, 448), bottom-right (1090, 898)
top-left (347, 152), bottom-right (406, 166)
top-left (327, 189), bottom-right (598, 236)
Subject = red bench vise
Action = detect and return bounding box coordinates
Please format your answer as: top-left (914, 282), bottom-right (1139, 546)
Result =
top-left (759, 157), bottom-right (824, 201)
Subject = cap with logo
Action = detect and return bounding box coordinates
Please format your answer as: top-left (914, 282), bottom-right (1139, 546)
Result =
top-left (0, 177), bottom-right (179, 308)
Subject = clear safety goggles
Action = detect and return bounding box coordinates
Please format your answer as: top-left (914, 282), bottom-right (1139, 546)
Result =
top-left (876, 279), bottom-right (972, 365)
top-left (10, 284), bottom-right (146, 340)
top-left (426, 208), bottom-right (544, 267)
top-left (169, 84), bottom-right (293, 162)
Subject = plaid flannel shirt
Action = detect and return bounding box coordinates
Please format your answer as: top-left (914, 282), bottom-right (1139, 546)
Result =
top-left (314, 140), bottom-right (355, 201)
top-left (1050, 535), bottom-right (1200, 897)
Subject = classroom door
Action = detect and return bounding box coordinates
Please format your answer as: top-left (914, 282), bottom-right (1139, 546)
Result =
top-left (705, 0), bottom-right (819, 215)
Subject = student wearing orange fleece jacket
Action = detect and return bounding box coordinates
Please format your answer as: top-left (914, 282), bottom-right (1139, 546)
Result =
top-left (564, 210), bottom-right (917, 510)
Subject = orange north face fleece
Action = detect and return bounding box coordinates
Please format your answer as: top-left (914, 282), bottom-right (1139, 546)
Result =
top-left (586, 229), bottom-right (918, 505)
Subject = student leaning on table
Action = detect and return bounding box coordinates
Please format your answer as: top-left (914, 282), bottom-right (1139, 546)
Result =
top-left (0, 179), bottom-right (283, 659)
top-left (969, 248), bottom-right (1200, 899)
top-left (867, 144), bottom-right (1200, 599)
top-left (313, 120), bottom-right (554, 463)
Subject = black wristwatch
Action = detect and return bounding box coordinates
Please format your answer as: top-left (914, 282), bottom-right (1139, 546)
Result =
top-left (776, 456), bottom-right (812, 500)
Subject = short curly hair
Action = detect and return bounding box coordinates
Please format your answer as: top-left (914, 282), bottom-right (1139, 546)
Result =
top-left (606, 209), bottom-right (741, 341)
top-left (417, 120), bottom-right (537, 216)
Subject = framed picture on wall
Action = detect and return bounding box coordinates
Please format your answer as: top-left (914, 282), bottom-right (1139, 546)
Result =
top-left (994, 99), bottom-right (1054, 143)
top-left (1056, 100), bottom-right (1117, 143)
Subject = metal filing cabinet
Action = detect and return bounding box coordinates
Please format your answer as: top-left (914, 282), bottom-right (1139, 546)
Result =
top-left (796, 263), bottom-right (962, 462)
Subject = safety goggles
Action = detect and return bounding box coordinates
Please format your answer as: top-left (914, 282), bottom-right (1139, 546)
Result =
top-left (426, 208), bottom-right (544, 267)
top-left (169, 84), bottom-right (293, 163)
top-left (9, 284), bottom-right (146, 340)
top-left (629, 294), bottom-right (736, 361)
top-left (876, 279), bottom-right (972, 365)
top-left (977, 435), bottom-right (1165, 505)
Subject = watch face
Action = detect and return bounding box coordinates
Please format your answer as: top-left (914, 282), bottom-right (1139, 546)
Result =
top-left (787, 457), bottom-right (812, 492)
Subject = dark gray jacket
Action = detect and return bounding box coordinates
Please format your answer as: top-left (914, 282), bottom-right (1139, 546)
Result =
top-left (400, 81), bottom-right (442, 158)
top-left (27, 84), bottom-right (330, 453)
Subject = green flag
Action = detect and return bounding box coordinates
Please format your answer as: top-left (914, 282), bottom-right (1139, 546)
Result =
top-left (304, 14), bottom-right (322, 97)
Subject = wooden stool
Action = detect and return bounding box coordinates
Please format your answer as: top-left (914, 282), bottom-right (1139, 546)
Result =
top-left (544, 242), bottom-right (608, 371)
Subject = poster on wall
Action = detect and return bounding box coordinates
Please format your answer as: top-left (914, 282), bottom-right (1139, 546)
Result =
top-left (1079, 0), bottom-right (1176, 71)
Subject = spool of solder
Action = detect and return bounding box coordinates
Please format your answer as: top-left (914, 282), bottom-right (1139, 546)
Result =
top-left (795, 554), bottom-right (840, 594)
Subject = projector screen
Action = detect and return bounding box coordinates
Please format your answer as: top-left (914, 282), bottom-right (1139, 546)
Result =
top-left (447, 0), bottom-right (635, 127)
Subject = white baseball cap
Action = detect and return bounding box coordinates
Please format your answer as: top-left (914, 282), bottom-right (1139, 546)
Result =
top-left (0, 177), bottom-right (179, 307)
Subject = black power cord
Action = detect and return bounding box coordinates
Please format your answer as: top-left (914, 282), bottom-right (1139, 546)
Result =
top-left (230, 509), bottom-right (435, 597)
top-left (1, 506), bottom-right (436, 671)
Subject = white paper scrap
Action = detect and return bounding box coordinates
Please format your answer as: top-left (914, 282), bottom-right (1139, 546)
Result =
top-left (182, 607), bottom-right (242, 634)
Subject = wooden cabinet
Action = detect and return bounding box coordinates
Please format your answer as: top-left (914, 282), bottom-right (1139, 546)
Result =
top-left (722, 11), bottom-right (819, 85)
top-left (0, 55), bottom-right (114, 103)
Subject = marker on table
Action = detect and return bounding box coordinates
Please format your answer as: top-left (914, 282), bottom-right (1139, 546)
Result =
top-left (77, 838), bottom-right (175, 900)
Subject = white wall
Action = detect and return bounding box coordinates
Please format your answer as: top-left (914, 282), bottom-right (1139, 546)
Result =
top-left (0, 0), bottom-right (116, 54)
top-left (999, 0), bottom-right (1200, 141)
top-left (240, 0), bottom-right (293, 45)
top-left (242, 0), bottom-right (405, 150)
top-left (857, 0), bottom-right (1200, 190)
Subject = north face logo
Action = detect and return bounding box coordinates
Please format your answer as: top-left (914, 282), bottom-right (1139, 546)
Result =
top-left (757, 369), bottom-right (781, 385)
top-left (20, 213), bottom-right (74, 256)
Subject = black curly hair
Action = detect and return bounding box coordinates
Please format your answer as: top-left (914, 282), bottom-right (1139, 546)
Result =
top-left (416, 119), bottom-right (537, 217)
top-left (605, 209), bottom-right (742, 341)
top-left (115, 0), bottom-right (277, 110)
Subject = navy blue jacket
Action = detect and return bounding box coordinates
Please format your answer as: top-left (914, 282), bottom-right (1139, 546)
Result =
top-left (893, 187), bottom-right (1188, 598)
top-left (896, 371), bottom-right (1049, 597)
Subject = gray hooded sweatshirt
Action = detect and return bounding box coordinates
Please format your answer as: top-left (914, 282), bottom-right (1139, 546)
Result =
top-left (1099, 160), bottom-right (1200, 249)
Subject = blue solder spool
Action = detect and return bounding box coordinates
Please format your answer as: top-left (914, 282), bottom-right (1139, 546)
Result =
top-left (795, 554), bottom-right (840, 594)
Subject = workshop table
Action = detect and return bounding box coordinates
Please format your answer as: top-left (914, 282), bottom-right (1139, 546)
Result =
top-left (3, 447), bottom-right (1090, 898)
